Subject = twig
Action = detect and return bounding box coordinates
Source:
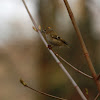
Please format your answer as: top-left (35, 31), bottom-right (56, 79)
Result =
top-left (63, 0), bottom-right (100, 93)
top-left (20, 79), bottom-right (67, 100)
top-left (22, 0), bottom-right (87, 100)
top-left (94, 93), bottom-right (100, 100)
top-left (53, 51), bottom-right (93, 79)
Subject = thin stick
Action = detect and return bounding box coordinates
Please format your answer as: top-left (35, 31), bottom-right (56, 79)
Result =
top-left (54, 52), bottom-right (93, 79)
top-left (63, 0), bottom-right (100, 93)
top-left (22, 0), bottom-right (87, 100)
top-left (20, 79), bottom-right (67, 100)
top-left (94, 93), bottom-right (100, 100)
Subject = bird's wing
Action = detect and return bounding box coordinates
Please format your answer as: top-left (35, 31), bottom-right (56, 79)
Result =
top-left (60, 38), bottom-right (68, 45)
top-left (51, 34), bottom-right (60, 39)
top-left (51, 34), bottom-right (68, 45)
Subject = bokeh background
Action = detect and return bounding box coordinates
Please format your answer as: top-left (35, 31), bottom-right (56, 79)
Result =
top-left (0, 0), bottom-right (100, 100)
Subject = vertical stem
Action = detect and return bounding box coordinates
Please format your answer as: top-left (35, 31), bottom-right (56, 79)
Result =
top-left (63, 0), bottom-right (100, 93)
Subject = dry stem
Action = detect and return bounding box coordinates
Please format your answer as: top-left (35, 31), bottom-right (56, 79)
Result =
top-left (63, 0), bottom-right (100, 93)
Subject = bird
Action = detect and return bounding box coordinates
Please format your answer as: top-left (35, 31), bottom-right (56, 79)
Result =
top-left (41, 27), bottom-right (70, 49)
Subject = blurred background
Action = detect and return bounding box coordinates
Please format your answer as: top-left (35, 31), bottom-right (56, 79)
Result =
top-left (0, 0), bottom-right (100, 100)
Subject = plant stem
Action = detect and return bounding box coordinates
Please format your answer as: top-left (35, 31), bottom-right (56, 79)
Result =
top-left (63, 0), bottom-right (100, 93)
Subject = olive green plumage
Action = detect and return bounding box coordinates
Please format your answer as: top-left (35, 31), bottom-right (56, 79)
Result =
top-left (42, 27), bottom-right (69, 48)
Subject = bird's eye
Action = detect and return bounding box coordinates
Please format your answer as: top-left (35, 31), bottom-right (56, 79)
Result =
top-left (57, 36), bottom-right (60, 39)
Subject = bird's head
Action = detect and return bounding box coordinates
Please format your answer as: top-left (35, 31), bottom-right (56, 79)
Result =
top-left (41, 27), bottom-right (53, 34)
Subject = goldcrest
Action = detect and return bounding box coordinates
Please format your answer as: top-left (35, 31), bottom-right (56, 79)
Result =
top-left (42, 27), bottom-right (69, 48)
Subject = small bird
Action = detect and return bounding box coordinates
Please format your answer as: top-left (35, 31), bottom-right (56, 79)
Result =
top-left (42, 27), bottom-right (69, 48)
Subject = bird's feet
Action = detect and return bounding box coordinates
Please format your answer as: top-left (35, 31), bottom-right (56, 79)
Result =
top-left (47, 45), bottom-right (52, 50)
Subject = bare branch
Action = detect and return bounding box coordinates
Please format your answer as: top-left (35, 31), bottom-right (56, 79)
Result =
top-left (22, 0), bottom-right (87, 100)
top-left (63, 0), bottom-right (100, 93)
top-left (94, 93), bottom-right (100, 100)
top-left (20, 79), bottom-right (67, 100)
top-left (53, 51), bottom-right (93, 79)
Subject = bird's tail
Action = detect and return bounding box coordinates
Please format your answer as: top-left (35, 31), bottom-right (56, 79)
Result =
top-left (61, 40), bottom-right (70, 48)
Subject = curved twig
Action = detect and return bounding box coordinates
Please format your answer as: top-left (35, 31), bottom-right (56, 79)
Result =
top-left (20, 79), bottom-right (67, 100)
top-left (53, 51), bottom-right (93, 79)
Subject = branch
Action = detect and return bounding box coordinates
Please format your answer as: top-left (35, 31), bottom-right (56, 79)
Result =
top-left (53, 51), bottom-right (93, 79)
top-left (20, 79), bottom-right (67, 100)
top-left (94, 93), bottom-right (100, 100)
top-left (63, 0), bottom-right (100, 93)
top-left (22, 0), bottom-right (87, 100)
